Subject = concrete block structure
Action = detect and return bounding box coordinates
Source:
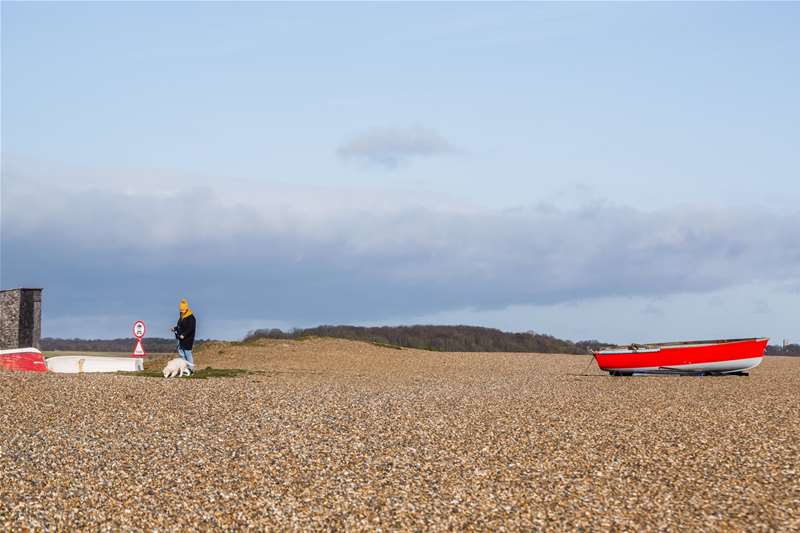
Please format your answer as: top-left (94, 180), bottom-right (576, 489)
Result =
top-left (0, 288), bottom-right (43, 350)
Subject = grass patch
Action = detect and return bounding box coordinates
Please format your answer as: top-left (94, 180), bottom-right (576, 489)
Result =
top-left (121, 367), bottom-right (254, 379)
top-left (372, 341), bottom-right (403, 350)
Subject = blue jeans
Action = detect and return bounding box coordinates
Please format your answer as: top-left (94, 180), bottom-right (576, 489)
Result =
top-left (178, 347), bottom-right (194, 367)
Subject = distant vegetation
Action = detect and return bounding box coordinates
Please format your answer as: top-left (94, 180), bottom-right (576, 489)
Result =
top-left (765, 343), bottom-right (800, 356)
top-left (41, 329), bottom-right (799, 356)
top-left (40, 337), bottom-right (196, 353)
top-left (244, 325), bottom-right (614, 354)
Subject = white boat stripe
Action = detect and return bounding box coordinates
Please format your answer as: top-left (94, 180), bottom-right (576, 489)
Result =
top-left (0, 347), bottom-right (42, 355)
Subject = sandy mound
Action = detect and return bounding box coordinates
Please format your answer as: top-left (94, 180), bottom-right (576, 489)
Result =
top-left (193, 337), bottom-right (581, 382)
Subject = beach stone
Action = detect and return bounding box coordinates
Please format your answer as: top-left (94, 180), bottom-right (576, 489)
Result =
top-left (1, 339), bottom-right (798, 531)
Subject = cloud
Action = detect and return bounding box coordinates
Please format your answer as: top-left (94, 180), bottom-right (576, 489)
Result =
top-left (337, 126), bottom-right (455, 169)
top-left (4, 169), bottom-right (800, 341)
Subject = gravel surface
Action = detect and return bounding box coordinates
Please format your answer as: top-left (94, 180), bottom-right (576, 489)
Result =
top-left (2, 339), bottom-right (799, 531)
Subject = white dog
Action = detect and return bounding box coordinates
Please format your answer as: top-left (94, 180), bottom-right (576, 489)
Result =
top-left (162, 357), bottom-right (192, 378)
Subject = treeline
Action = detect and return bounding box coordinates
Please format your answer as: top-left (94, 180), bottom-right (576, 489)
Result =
top-left (765, 344), bottom-right (800, 356)
top-left (41, 330), bottom-right (798, 356)
top-left (40, 337), bottom-right (197, 353)
top-left (244, 325), bottom-right (614, 354)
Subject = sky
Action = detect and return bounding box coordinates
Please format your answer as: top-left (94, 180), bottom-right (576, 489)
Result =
top-left (2, 2), bottom-right (798, 343)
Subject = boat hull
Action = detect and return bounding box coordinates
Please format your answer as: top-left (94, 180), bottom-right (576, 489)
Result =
top-left (593, 338), bottom-right (768, 375)
top-left (0, 348), bottom-right (49, 373)
top-left (46, 355), bottom-right (144, 373)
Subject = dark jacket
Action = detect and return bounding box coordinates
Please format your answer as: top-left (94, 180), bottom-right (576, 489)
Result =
top-left (175, 314), bottom-right (196, 350)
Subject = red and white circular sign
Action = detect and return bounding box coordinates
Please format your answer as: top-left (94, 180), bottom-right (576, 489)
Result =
top-left (133, 320), bottom-right (146, 339)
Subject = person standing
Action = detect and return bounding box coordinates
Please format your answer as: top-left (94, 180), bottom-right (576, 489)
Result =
top-left (172, 298), bottom-right (196, 371)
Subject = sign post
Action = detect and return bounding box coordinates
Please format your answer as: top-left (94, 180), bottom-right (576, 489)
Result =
top-left (132, 320), bottom-right (146, 357)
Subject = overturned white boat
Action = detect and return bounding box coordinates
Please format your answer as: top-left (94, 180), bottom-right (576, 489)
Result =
top-left (46, 355), bottom-right (143, 373)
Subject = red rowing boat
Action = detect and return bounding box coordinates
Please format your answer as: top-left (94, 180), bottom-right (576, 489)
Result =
top-left (593, 337), bottom-right (768, 376)
top-left (0, 347), bottom-right (49, 373)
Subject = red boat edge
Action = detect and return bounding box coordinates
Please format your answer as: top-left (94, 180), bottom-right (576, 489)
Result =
top-left (592, 337), bottom-right (769, 376)
top-left (0, 347), bottom-right (49, 373)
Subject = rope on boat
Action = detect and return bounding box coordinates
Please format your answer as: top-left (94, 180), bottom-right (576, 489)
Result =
top-left (582, 354), bottom-right (597, 375)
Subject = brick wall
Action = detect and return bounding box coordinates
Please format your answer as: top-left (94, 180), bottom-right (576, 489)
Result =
top-left (0, 288), bottom-right (42, 350)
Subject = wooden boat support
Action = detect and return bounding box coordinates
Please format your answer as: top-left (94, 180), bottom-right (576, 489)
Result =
top-left (593, 337), bottom-right (769, 376)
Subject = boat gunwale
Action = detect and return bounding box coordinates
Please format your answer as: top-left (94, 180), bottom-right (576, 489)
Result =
top-left (0, 347), bottom-right (43, 356)
top-left (595, 337), bottom-right (767, 353)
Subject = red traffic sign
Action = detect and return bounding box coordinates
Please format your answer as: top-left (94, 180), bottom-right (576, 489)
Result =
top-left (132, 339), bottom-right (146, 357)
top-left (133, 320), bottom-right (146, 339)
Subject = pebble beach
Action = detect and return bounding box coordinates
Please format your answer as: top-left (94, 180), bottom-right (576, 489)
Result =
top-left (2, 339), bottom-right (799, 531)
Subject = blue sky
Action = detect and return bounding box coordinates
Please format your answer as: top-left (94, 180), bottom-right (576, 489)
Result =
top-left (2, 2), bottom-right (798, 343)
